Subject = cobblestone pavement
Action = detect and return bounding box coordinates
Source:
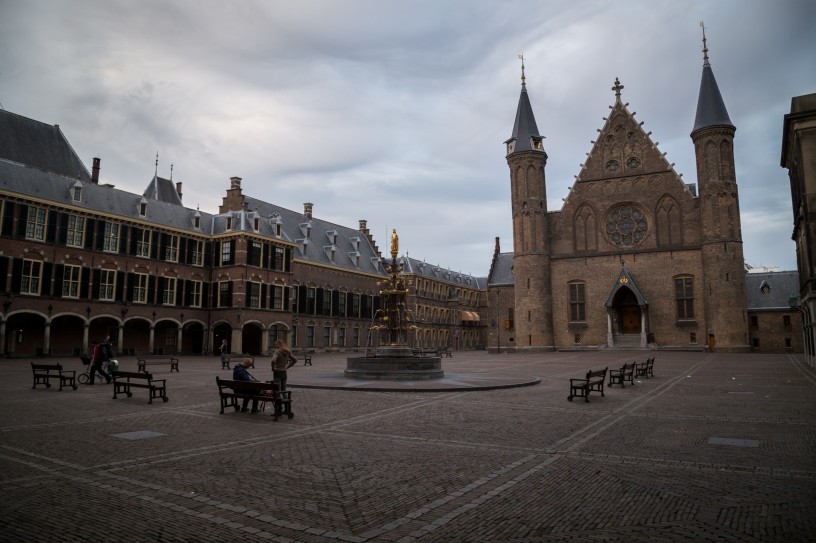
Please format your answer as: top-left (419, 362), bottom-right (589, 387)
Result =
top-left (1, 351), bottom-right (815, 542)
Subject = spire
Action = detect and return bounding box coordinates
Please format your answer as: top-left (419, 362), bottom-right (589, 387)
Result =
top-left (692, 23), bottom-right (734, 133)
top-left (505, 54), bottom-right (543, 154)
top-left (612, 77), bottom-right (624, 103)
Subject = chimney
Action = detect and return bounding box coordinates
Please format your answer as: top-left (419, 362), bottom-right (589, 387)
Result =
top-left (175, 182), bottom-right (183, 200)
top-left (91, 157), bottom-right (100, 184)
top-left (230, 176), bottom-right (242, 189)
top-left (359, 219), bottom-right (368, 233)
top-left (304, 202), bottom-right (313, 220)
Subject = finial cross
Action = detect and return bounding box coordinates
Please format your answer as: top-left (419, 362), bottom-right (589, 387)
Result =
top-left (518, 53), bottom-right (526, 87)
top-left (612, 77), bottom-right (624, 98)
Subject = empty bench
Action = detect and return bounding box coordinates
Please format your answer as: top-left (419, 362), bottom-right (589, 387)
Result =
top-left (112, 371), bottom-right (168, 404)
top-left (294, 351), bottom-right (312, 366)
top-left (609, 361), bottom-right (636, 388)
top-left (568, 367), bottom-right (608, 403)
top-left (215, 377), bottom-right (293, 421)
top-left (221, 353), bottom-right (254, 370)
top-left (635, 357), bottom-right (655, 378)
top-left (137, 356), bottom-right (179, 373)
top-left (31, 363), bottom-right (77, 391)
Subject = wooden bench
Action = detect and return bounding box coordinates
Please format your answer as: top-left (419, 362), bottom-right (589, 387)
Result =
top-left (137, 356), bottom-right (179, 373)
top-left (221, 353), bottom-right (254, 370)
top-left (635, 357), bottom-right (655, 378)
top-left (568, 367), bottom-right (608, 402)
top-left (112, 371), bottom-right (168, 404)
top-left (609, 361), bottom-right (636, 388)
top-left (215, 377), bottom-right (293, 421)
top-left (31, 363), bottom-right (77, 391)
top-left (294, 352), bottom-right (312, 366)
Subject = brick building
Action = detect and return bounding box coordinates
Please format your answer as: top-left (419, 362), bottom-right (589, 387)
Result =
top-left (781, 92), bottom-right (816, 367)
top-left (487, 43), bottom-right (751, 352)
top-left (745, 271), bottom-right (803, 353)
top-left (0, 108), bottom-right (492, 358)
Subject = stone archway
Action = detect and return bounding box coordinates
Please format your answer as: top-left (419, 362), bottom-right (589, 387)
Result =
top-left (4, 312), bottom-right (46, 357)
top-left (242, 322), bottom-right (263, 355)
top-left (213, 323), bottom-right (232, 356)
top-left (614, 288), bottom-right (641, 335)
top-left (49, 314), bottom-right (86, 356)
top-left (182, 321), bottom-right (205, 354)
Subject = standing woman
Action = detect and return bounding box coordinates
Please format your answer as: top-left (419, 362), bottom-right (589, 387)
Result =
top-left (219, 338), bottom-right (228, 366)
top-left (270, 340), bottom-right (297, 392)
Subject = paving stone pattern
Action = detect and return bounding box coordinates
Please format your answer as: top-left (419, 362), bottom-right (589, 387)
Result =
top-left (1, 351), bottom-right (815, 542)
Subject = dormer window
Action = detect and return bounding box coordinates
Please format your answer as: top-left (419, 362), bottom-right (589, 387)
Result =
top-left (193, 216), bottom-right (200, 229)
top-left (275, 223), bottom-right (282, 236)
top-left (72, 184), bottom-right (82, 202)
top-left (226, 217), bottom-right (232, 231)
top-left (506, 141), bottom-right (515, 155)
top-left (253, 217), bottom-right (260, 232)
top-left (760, 281), bottom-right (771, 295)
top-left (531, 137), bottom-right (543, 150)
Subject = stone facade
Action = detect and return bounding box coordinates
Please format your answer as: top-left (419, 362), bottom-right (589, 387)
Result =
top-left (489, 57), bottom-right (752, 352)
top-left (781, 92), bottom-right (816, 367)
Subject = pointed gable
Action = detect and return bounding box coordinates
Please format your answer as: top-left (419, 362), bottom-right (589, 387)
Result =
top-left (576, 79), bottom-right (677, 184)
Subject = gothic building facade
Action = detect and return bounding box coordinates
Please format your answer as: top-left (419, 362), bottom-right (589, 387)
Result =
top-left (488, 46), bottom-right (751, 352)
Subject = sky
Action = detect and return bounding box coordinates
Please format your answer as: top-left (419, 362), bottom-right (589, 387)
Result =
top-left (1, 0), bottom-right (813, 277)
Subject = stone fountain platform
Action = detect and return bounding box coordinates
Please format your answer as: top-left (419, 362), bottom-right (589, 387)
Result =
top-left (290, 368), bottom-right (541, 392)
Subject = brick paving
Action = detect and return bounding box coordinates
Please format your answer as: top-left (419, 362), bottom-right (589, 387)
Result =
top-left (1, 351), bottom-right (815, 542)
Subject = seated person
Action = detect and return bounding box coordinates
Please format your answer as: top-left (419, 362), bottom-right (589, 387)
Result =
top-left (232, 358), bottom-right (264, 413)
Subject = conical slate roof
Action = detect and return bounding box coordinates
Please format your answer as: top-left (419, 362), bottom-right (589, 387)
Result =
top-left (692, 55), bottom-right (733, 133)
top-left (505, 80), bottom-right (542, 153)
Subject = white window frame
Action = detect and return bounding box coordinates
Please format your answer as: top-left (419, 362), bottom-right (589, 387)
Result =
top-left (66, 215), bottom-right (86, 248)
top-left (133, 273), bottom-right (148, 303)
top-left (99, 269), bottom-right (116, 301)
top-left (136, 229), bottom-right (151, 257)
top-left (62, 265), bottom-right (81, 298)
top-left (103, 223), bottom-right (120, 253)
top-left (26, 207), bottom-right (47, 241)
top-left (165, 234), bottom-right (179, 262)
top-left (21, 259), bottom-right (43, 295)
top-left (163, 277), bottom-right (177, 305)
top-left (220, 240), bottom-right (231, 265)
top-left (191, 240), bottom-right (204, 266)
top-left (191, 280), bottom-right (202, 308)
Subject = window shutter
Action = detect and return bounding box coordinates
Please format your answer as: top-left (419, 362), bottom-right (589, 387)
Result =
top-left (46, 210), bottom-right (58, 243)
top-left (298, 285), bottom-right (307, 314)
top-left (151, 231), bottom-right (160, 259)
top-left (11, 258), bottom-right (22, 293)
top-left (229, 241), bottom-right (236, 265)
top-left (261, 284), bottom-right (268, 309)
top-left (127, 272), bottom-right (135, 302)
top-left (1, 201), bottom-right (15, 236)
top-left (202, 282), bottom-right (209, 309)
top-left (119, 225), bottom-right (128, 255)
top-left (284, 286), bottom-right (290, 311)
top-left (316, 288), bottom-right (324, 316)
top-left (332, 290), bottom-right (340, 317)
top-left (58, 213), bottom-right (69, 244)
top-left (225, 281), bottom-right (233, 307)
top-left (41, 263), bottom-right (53, 296)
top-left (157, 276), bottom-right (166, 301)
top-left (148, 275), bottom-right (156, 304)
top-left (53, 264), bottom-right (64, 298)
top-left (178, 237), bottom-right (187, 263)
top-left (80, 267), bottom-right (89, 299)
top-left (0, 257), bottom-right (9, 293)
top-left (176, 279), bottom-right (184, 306)
top-left (95, 221), bottom-right (105, 250)
top-left (92, 269), bottom-right (101, 299)
top-left (84, 219), bottom-right (96, 250)
top-left (116, 271), bottom-right (124, 301)
top-left (16, 204), bottom-right (28, 238)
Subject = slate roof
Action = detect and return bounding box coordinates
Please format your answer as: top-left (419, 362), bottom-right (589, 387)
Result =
top-left (692, 55), bottom-right (733, 133)
top-left (505, 80), bottom-right (543, 154)
top-left (143, 175), bottom-right (183, 205)
top-left (399, 256), bottom-right (485, 291)
top-left (0, 110), bottom-right (92, 182)
top-left (745, 271), bottom-right (800, 310)
top-left (0, 160), bottom-right (214, 234)
top-left (245, 196), bottom-right (385, 276)
top-left (487, 252), bottom-right (514, 286)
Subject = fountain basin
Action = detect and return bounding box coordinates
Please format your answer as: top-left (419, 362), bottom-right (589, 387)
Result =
top-left (345, 355), bottom-right (444, 380)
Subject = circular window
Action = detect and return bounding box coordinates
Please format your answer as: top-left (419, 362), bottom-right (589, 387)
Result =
top-left (605, 203), bottom-right (649, 247)
top-left (606, 160), bottom-right (620, 172)
top-left (626, 157), bottom-right (640, 170)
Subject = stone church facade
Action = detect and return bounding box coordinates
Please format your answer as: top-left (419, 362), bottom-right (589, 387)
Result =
top-left (488, 46), bottom-right (750, 352)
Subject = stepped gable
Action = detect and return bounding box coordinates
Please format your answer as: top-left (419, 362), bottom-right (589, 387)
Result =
top-left (575, 80), bottom-right (679, 185)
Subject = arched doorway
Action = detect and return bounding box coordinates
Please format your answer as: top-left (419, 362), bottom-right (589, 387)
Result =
top-left (123, 318), bottom-right (151, 356)
top-left (154, 319), bottom-right (180, 355)
top-left (614, 287), bottom-right (641, 335)
top-left (50, 314), bottom-right (86, 356)
top-left (4, 312), bottom-right (46, 357)
top-left (89, 315), bottom-right (120, 351)
top-left (213, 323), bottom-right (232, 356)
top-left (182, 321), bottom-right (205, 354)
top-left (242, 322), bottom-right (263, 355)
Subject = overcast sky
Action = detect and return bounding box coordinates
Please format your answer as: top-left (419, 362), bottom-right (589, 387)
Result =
top-left (1, 0), bottom-right (813, 277)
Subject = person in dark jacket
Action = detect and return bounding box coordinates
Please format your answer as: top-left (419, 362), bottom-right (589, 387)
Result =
top-left (89, 340), bottom-right (112, 385)
top-left (232, 358), bottom-right (261, 412)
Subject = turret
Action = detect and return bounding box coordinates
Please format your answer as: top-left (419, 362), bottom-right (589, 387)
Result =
top-left (691, 26), bottom-right (749, 351)
top-left (506, 56), bottom-right (553, 350)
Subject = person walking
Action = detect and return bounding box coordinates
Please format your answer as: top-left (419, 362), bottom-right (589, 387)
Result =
top-left (270, 340), bottom-right (297, 392)
top-left (219, 338), bottom-right (229, 366)
top-left (89, 340), bottom-right (112, 385)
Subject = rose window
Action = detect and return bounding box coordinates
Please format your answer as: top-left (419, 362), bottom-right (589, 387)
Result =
top-left (605, 204), bottom-right (648, 246)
